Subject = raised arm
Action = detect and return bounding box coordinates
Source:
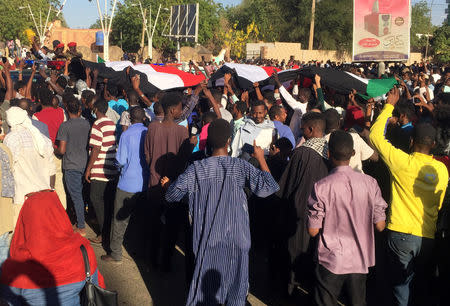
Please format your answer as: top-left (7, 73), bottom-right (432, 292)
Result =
top-left (131, 74), bottom-right (152, 107)
top-left (0, 61), bottom-right (14, 101)
top-left (273, 71), bottom-right (307, 113)
top-left (25, 63), bottom-right (36, 99)
top-left (369, 87), bottom-right (409, 172)
top-left (85, 66), bottom-right (92, 89)
top-left (64, 59), bottom-right (70, 76)
top-left (175, 82), bottom-right (202, 124)
top-left (254, 82), bottom-right (264, 101)
top-left (202, 83), bottom-right (222, 119)
top-left (91, 68), bottom-right (99, 90)
top-left (17, 60), bottom-right (25, 81)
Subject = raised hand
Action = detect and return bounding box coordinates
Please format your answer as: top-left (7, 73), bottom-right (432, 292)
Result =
top-left (386, 86), bottom-right (400, 106)
top-left (131, 74), bottom-right (140, 90)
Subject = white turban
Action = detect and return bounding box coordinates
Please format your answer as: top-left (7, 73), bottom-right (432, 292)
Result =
top-left (6, 107), bottom-right (48, 157)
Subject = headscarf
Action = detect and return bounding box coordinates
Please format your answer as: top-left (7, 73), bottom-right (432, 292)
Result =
top-left (6, 107), bottom-right (48, 157)
top-left (302, 137), bottom-right (329, 159)
top-left (0, 190), bottom-right (104, 289)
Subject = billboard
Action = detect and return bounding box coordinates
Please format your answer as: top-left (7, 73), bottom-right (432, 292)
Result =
top-left (353, 0), bottom-right (410, 62)
top-left (168, 3), bottom-right (199, 42)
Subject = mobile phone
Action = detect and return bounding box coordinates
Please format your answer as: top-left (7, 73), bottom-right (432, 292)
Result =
top-left (242, 143), bottom-right (254, 155)
top-left (189, 125), bottom-right (199, 137)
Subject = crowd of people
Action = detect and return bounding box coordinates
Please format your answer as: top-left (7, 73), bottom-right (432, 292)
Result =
top-left (0, 38), bottom-right (449, 306)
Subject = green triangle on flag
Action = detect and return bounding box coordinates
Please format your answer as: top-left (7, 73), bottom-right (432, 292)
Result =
top-left (97, 55), bottom-right (105, 63)
top-left (366, 78), bottom-right (397, 99)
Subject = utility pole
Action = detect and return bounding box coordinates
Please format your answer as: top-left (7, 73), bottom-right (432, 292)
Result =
top-left (424, 0), bottom-right (434, 59)
top-left (308, 0), bottom-right (316, 50)
top-left (94, 0), bottom-right (118, 62)
top-left (140, 8), bottom-right (147, 59)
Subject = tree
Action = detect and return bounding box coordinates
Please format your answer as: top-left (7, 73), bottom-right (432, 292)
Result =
top-left (89, 19), bottom-right (103, 29)
top-left (95, 0), bottom-right (224, 56)
top-left (410, 0), bottom-right (434, 53)
top-left (225, 0), bottom-right (353, 54)
top-left (0, 0), bottom-right (65, 44)
top-left (225, 0), bottom-right (284, 42)
top-left (222, 21), bottom-right (261, 58)
top-left (430, 25), bottom-right (450, 63)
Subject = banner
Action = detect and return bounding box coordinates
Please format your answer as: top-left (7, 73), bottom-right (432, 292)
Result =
top-left (353, 0), bottom-right (410, 62)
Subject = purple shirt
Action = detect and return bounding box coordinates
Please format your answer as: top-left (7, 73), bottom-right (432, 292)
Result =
top-left (307, 166), bottom-right (387, 274)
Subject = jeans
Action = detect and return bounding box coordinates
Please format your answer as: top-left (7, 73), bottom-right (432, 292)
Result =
top-left (64, 170), bottom-right (85, 229)
top-left (90, 180), bottom-right (116, 237)
top-left (313, 264), bottom-right (367, 306)
top-left (109, 189), bottom-right (143, 260)
top-left (386, 230), bottom-right (435, 306)
top-left (0, 270), bottom-right (99, 306)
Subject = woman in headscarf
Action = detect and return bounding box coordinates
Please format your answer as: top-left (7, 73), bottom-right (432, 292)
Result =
top-left (0, 190), bottom-right (105, 305)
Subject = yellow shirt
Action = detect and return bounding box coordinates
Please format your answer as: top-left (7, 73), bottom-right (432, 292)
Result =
top-left (370, 104), bottom-right (448, 239)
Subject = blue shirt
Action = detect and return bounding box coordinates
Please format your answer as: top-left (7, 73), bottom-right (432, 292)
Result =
top-left (273, 120), bottom-right (296, 148)
top-left (108, 99), bottom-right (128, 116)
top-left (116, 123), bottom-right (149, 193)
top-left (401, 122), bottom-right (414, 133)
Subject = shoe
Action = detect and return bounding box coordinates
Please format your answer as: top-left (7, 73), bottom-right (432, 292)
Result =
top-left (88, 235), bottom-right (102, 244)
top-left (101, 255), bottom-right (122, 264)
top-left (74, 228), bottom-right (87, 237)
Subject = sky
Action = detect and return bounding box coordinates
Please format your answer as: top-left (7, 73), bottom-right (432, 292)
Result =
top-left (62, 0), bottom-right (447, 29)
top-left (62, 0), bottom-right (240, 29)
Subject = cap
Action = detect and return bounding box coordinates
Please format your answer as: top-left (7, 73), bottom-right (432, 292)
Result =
top-left (56, 43), bottom-right (65, 49)
top-left (52, 40), bottom-right (61, 48)
top-left (68, 42), bottom-right (76, 47)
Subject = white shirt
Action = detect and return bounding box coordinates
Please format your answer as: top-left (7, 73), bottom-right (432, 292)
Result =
top-left (219, 108), bottom-right (233, 123)
top-left (432, 74), bottom-right (441, 83)
top-left (279, 86), bottom-right (307, 143)
top-left (325, 132), bottom-right (374, 173)
top-left (4, 127), bottom-right (56, 204)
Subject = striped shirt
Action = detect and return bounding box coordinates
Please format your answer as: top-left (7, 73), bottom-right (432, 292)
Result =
top-left (89, 117), bottom-right (117, 181)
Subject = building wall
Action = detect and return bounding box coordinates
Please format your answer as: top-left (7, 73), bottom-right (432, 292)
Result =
top-left (46, 20), bottom-right (101, 49)
top-left (246, 42), bottom-right (275, 59)
top-left (257, 41), bottom-right (422, 64)
top-left (260, 42), bottom-right (302, 61)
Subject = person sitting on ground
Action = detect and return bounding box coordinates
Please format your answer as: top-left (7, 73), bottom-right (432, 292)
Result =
top-left (162, 119), bottom-right (279, 306)
top-left (308, 130), bottom-right (387, 305)
top-left (0, 190), bottom-right (105, 305)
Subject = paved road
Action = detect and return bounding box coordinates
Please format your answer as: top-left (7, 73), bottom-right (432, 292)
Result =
top-left (86, 221), bottom-right (303, 306)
